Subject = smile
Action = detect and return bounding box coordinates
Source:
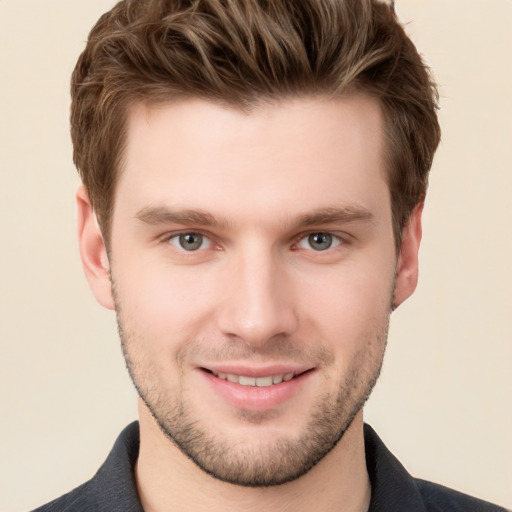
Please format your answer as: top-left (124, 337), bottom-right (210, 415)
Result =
top-left (200, 367), bottom-right (314, 410)
top-left (209, 371), bottom-right (296, 387)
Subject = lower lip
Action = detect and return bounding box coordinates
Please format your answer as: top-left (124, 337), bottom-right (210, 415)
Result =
top-left (199, 370), bottom-right (312, 411)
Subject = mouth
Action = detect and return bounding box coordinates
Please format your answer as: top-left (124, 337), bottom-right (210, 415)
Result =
top-left (201, 367), bottom-right (313, 387)
top-left (203, 369), bottom-right (305, 387)
top-left (199, 366), bottom-right (315, 410)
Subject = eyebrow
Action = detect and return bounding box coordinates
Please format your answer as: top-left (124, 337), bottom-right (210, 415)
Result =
top-left (134, 205), bottom-right (374, 230)
top-left (135, 206), bottom-right (230, 228)
top-left (293, 206), bottom-right (374, 229)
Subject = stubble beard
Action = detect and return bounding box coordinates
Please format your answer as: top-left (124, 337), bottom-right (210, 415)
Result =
top-left (114, 290), bottom-right (390, 487)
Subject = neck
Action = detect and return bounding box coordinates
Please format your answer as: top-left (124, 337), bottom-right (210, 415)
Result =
top-left (135, 401), bottom-right (371, 512)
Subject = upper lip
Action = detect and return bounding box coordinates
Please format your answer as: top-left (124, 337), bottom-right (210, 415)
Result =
top-left (200, 364), bottom-right (314, 378)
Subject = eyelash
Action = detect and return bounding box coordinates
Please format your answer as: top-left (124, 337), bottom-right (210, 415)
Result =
top-left (163, 230), bottom-right (347, 253)
top-left (294, 232), bottom-right (344, 252)
top-left (165, 231), bottom-right (215, 252)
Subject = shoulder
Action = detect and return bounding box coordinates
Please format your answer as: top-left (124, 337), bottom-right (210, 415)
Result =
top-left (29, 481), bottom-right (93, 512)
top-left (364, 424), bottom-right (509, 512)
top-left (28, 422), bottom-right (143, 512)
top-left (415, 479), bottom-right (509, 512)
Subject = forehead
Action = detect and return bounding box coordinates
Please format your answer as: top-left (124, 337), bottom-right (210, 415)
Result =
top-left (114, 95), bottom-right (389, 225)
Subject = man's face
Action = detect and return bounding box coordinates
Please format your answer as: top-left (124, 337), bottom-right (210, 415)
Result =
top-left (88, 96), bottom-right (418, 486)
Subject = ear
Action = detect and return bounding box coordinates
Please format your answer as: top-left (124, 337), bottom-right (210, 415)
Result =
top-left (392, 203), bottom-right (423, 309)
top-left (76, 186), bottom-right (115, 310)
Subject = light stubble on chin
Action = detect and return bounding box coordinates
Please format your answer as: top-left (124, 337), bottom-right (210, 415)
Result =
top-left (113, 279), bottom-right (390, 487)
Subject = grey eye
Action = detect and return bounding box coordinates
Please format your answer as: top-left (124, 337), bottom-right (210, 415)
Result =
top-left (180, 233), bottom-right (203, 250)
top-left (168, 233), bottom-right (207, 251)
top-left (296, 232), bottom-right (342, 252)
top-left (307, 233), bottom-right (333, 251)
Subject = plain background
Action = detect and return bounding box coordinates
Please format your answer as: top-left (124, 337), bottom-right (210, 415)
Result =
top-left (1, 1), bottom-right (511, 510)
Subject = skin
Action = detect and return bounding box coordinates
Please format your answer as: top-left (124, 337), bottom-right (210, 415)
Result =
top-left (77, 95), bottom-right (422, 512)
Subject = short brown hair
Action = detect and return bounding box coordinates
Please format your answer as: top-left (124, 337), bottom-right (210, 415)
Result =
top-left (71, 0), bottom-right (440, 247)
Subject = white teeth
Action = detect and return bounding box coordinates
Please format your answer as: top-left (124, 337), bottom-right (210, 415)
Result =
top-left (211, 371), bottom-right (296, 386)
top-left (239, 376), bottom-right (256, 386)
top-left (256, 376), bottom-right (273, 387)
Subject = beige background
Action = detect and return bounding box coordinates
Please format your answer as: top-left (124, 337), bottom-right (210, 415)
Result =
top-left (1, 1), bottom-right (511, 510)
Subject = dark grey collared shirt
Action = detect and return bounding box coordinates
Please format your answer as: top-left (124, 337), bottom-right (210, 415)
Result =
top-left (32, 422), bottom-right (508, 512)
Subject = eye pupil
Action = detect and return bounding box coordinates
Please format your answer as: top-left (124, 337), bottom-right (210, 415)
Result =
top-left (308, 233), bottom-right (332, 251)
top-left (179, 233), bottom-right (203, 251)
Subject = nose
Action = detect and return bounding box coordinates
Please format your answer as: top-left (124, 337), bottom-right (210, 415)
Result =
top-left (216, 247), bottom-right (299, 348)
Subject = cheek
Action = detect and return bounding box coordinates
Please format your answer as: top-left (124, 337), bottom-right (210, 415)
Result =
top-left (113, 259), bottom-right (220, 337)
top-left (297, 266), bottom-right (394, 324)
top-left (112, 265), bottom-right (213, 383)
top-left (296, 264), bottom-right (394, 345)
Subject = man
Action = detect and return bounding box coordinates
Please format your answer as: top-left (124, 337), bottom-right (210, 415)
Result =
top-left (31, 0), bottom-right (508, 511)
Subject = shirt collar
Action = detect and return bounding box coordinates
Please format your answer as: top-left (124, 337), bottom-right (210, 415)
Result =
top-left (83, 421), bottom-right (144, 512)
top-left (82, 421), bottom-right (426, 512)
top-left (364, 424), bottom-right (427, 512)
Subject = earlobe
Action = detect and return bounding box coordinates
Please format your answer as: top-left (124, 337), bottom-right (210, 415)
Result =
top-left (392, 203), bottom-right (423, 309)
top-left (76, 186), bottom-right (115, 310)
